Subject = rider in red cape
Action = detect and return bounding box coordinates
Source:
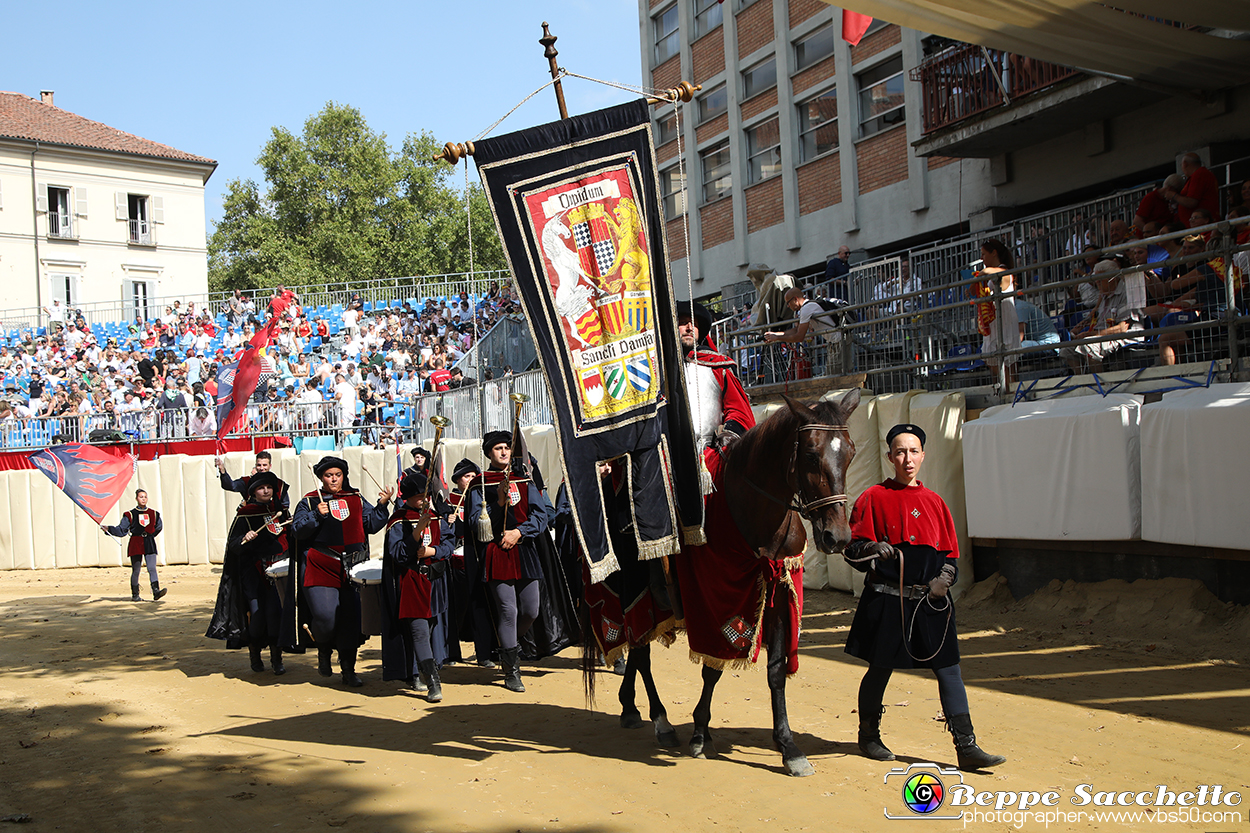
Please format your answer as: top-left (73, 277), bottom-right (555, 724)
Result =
top-left (292, 455), bottom-right (393, 687)
top-left (844, 424), bottom-right (1006, 771)
top-left (677, 301), bottom-right (754, 486)
top-left (205, 471), bottom-right (295, 675)
top-left (380, 470), bottom-right (454, 702)
top-left (670, 303), bottom-right (808, 674)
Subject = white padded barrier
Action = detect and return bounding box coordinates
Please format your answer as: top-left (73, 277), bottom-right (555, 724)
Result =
top-left (1140, 383), bottom-right (1250, 550)
top-left (964, 395), bottom-right (1143, 541)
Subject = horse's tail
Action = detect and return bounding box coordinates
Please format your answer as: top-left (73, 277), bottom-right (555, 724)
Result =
top-left (580, 600), bottom-right (598, 708)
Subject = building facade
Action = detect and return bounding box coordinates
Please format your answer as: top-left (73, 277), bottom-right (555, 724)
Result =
top-left (640, 0), bottom-right (1250, 302)
top-left (0, 91), bottom-right (216, 323)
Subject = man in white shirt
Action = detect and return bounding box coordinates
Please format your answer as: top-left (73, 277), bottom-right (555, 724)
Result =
top-left (64, 325), bottom-right (86, 351)
top-left (223, 325), bottom-right (242, 352)
top-left (43, 300), bottom-right (66, 334)
top-left (342, 306), bottom-right (359, 336)
top-left (764, 287), bottom-right (847, 376)
top-left (333, 374), bottom-right (357, 428)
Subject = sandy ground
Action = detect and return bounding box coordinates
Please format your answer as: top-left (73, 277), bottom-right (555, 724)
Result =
top-left (1, 566), bottom-right (1247, 832)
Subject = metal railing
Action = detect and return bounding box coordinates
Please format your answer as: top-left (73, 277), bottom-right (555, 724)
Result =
top-left (912, 43), bottom-right (1082, 134)
top-left (722, 219), bottom-right (1248, 399)
top-left (455, 315), bottom-right (537, 380)
top-left (128, 218), bottom-right (153, 246)
top-left (48, 212), bottom-right (74, 239)
top-left (0, 372), bottom-right (558, 452)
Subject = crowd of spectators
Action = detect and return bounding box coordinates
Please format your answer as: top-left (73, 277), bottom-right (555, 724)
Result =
top-left (0, 280), bottom-right (524, 449)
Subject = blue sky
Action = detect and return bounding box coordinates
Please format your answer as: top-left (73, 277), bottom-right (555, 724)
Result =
top-left (4, 1), bottom-right (645, 232)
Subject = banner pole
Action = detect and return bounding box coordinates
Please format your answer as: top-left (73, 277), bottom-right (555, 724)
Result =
top-left (539, 23), bottom-right (569, 120)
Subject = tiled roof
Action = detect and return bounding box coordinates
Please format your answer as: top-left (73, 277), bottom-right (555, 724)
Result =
top-left (0, 91), bottom-right (216, 167)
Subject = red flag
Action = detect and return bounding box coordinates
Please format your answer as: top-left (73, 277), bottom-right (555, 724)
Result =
top-left (842, 10), bottom-right (873, 46)
top-left (217, 320), bottom-right (277, 440)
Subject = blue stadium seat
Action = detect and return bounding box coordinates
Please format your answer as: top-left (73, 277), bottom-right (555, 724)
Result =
top-left (940, 344), bottom-right (985, 373)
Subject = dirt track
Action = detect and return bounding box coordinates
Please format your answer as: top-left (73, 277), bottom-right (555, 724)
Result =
top-left (1, 566), bottom-right (1246, 832)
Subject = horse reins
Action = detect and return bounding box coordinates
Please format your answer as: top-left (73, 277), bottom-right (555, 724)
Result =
top-left (744, 423), bottom-right (849, 520)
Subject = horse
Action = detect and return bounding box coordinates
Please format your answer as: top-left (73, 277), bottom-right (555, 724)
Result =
top-left (680, 389), bottom-right (860, 776)
top-left (586, 390), bottom-right (859, 776)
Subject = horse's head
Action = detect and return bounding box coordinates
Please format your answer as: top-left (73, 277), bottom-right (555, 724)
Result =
top-left (783, 390), bottom-right (860, 554)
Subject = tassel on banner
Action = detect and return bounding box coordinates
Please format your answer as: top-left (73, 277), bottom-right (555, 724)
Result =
top-left (476, 500), bottom-right (495, 542)
top-left (698, 452), bottom-right (714, 497)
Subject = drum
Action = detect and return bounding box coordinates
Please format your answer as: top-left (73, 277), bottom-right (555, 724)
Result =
top-left (265, 559), bottom-right (290, 606)
top-left (350, 559), bottom-right (385, 636)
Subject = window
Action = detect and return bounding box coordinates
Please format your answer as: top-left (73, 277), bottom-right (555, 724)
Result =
top-left (798, 89), bottom-right (839, 161)
top-left (125, 279), bottom-right (156, 322)
top-left (738, 0), bottom-right (760, 8)
top-left (698, 84), bottom-right (727, 123)
top-left (742, 56), bottom-right (777, 99)
top-left (128, 194), bottom-right (152, 245)
top-left (746, 118), bottom-right (782, 184)
top-left (654, 5), bottom-right (680, 64)
top-left (701, 141), bottom-right (732, 202)
top-left (49, 273), bottom-right (77, 307)
top-left (47, 186), bottom-right (73, 238)
top-left (794, 25), bottom-right (836, 71)
top-left (857, 57), bottom-right (906, 137)
top-left (694, 0), bottom-right (723, 38)
top-left (660, 166), bottom-right (687, 219)
top-left (656, 110), bottom-right (679, 145)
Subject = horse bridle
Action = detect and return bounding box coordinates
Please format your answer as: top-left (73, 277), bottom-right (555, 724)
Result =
top-left (745, 423), bottom-right (850, 520)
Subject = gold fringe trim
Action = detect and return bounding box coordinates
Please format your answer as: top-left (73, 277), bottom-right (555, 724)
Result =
top-left (681, 524), bottom-right (707, 546)
top-left (598, 616), bottom-right (682, 668)
top-left (637, 534), bottom-right (679, 561)
top-left (687, 649), bottom-right (760, 672)
top-left (586, 549), bottom-right (623, 585)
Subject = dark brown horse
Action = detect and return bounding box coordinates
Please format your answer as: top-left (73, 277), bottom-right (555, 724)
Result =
top-left (685, 390), bottom-right (860, 776)
top-left (591, 390), bottom-right (859, 776)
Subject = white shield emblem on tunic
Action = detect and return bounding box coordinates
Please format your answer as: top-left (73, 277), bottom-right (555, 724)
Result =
top-left (508, 483), bottom-right (521, 506)
top-left (422, 528), bottom-right (432, 547)
top-left (265, 515), bottom-right (282, 535)
top-left (138, 514), bottom-right (150, 527)
top-left (329, 499), bottom-right (351, 521)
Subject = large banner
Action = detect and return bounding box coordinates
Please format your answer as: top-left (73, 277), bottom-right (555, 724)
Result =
top-left (475, 99), bottom-right (703, 582)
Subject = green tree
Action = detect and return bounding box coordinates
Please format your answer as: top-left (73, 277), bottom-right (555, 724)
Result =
top-left (208, 102), bottom-right (505, 293)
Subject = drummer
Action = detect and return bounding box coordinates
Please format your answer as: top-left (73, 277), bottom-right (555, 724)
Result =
top-left (206, 472), bottom-right (294, 675)
top-left (381, 470), bottom-right (454, 702)
top-left (292, 456), bottom-right (393, 687)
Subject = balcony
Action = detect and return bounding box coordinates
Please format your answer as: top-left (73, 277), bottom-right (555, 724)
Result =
top-left (47, 212), bottom-right (75, 239)
top-left (129, 218), bottom-right (153, 246)
top-left (910, 43), bottom-right (1152, 158)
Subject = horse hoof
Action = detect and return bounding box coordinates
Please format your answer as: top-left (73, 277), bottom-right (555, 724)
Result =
top-left (620, 711), bottom-right (644, 729)
top-left (784, 756), bottom-right (815, 777)
top-left (653, 715), bottom-right (680, 748)
top-left (690, 734), bottom-right (717, 759)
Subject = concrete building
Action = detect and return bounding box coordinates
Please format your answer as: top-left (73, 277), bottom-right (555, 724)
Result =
top-left (0, 90), bottom-right (216, 324)
top-left (639, 0), bottom-right (1250, 303)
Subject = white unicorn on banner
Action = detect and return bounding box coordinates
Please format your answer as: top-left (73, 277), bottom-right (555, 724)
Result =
top-left (541, 214), bottom-right (599, 349)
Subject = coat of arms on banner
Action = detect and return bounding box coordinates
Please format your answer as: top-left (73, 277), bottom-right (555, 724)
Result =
top-left (328, 499), bottom-right (351, 521)
top-left (524, 165), bottom-right (660, 421)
